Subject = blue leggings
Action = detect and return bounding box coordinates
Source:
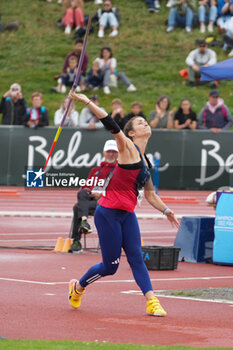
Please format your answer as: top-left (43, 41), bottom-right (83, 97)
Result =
top-left (79, 206), bottom-right (153, 295)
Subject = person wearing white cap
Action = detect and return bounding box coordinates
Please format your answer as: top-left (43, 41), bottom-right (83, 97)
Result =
top-left (103, 139), bottom-right (118, 152)
top-left (69, 139), bottom-right (118, 253)
top-left (0, 83), bottom-right (27, 125)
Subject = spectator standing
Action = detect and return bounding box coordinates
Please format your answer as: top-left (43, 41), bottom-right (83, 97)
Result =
top-left (109, 98), bottom-right (125, 130)
top-left (79, 95), bottom-right (105, 129)
top-left (166, 0), bottom-right (196, 33)
top-left (25, 92), bottom-right (49, 128)
top-left (95, 46), bottom-right (136, 95)
top-left (69, 139), bottom-right (118, 252)
top-left (93, 0), bottom-right (120, 37)
top-left (197, 90), bottom-right (233, 132)
top-left (149, 95), bottom-right (175, 129)
top-left (0, 83), bottom-right (27, 125)
top-left (185, 39), bottom-right (217, 87)
top-left (62, 0), bottom-right (84, 35)
top-left (174, 98), bottom-right (197, 129)
top-left (62, 39), bottom-right (89, 91)
top-left (54, 97), bottom-right (79, 126)
top-left (198, 0), bottom-right (217, 33)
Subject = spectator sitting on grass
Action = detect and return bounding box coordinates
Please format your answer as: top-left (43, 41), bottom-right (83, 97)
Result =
top-left (0, 83), bottom-right (27, 125)
top-left (62, 0), bottom-right (84, 35)
top-left (217, 0), bottom-right (233, 34)
top-left (81, 61), bottom-right (104, 91)
top-left (94, 46), bottom-right (136, 95)
top-left (93, 0), bottom-right (120, 38)
top-left (52, 55), bottom-right (78, 93)
top-left (222, 16), bottom-right (233, 56)
top-left (185, 39), bottom-right (217, 87)
top-left (54, 97), bottom-right (79, 127)
top-left (25, 92), bottom-right (49, 128)
top-left (45, 0), bottom-right (63, 3)
top-left (198, 0), bottom-right (217, 33)
top-left (166, 0), bottom-right (196, 34)
top-left (62, 39), bottom-right (89, 92)
top-left (144, 0), bottom-right (160, 13)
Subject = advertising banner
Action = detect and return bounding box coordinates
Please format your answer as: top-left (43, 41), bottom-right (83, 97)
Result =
top-left (0, 126), bottom-right (232, 189)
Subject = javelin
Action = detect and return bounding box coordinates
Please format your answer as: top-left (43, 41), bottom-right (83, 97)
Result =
top-left (43, 16), bottom-right (92, 172)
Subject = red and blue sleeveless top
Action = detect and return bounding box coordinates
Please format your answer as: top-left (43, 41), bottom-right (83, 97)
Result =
top-left (98, 145), bottom-right (152, 212)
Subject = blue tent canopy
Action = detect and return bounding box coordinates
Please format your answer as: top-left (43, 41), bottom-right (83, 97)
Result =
top-left (200, 58), bottom-right (233, 81)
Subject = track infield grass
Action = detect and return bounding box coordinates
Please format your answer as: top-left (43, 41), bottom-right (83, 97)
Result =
top-left (0, 340), bottom-right (233, 350)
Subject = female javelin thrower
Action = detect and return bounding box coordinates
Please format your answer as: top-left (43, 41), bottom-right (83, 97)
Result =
top-left (68, 91), bottom-right (179, 316)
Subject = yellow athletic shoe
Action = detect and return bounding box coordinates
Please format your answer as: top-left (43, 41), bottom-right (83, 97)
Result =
top-left (146, 296), bottom-right (167, 316)
top-left (68, 279), bottom-right (85, 309)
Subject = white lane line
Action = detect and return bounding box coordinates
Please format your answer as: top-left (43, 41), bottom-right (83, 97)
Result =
top-left (156, 295), bottom-right (233, 304)
top-left (0, 233), bottom-right (174, 238)
top-left (142, 236), bottom-right (175, 239)
top-left (44, 293), bottom-right (56, 296)
top-left (0, 276), bottom-right (233, 286)
top-left (0, 239), bottom-right (56, 242)
top-left (0, 232), bottom-right (66, 236)
top-left (0, 278), bottom-right (60, 285)
top-left (0, 211), bottom-right (215, 219)
top-left (140, 230), bottom-right (177, 233)
top-left (121, 290), bottom-right (233, 305)
top-left (98, 276), bottom-right (233, 283)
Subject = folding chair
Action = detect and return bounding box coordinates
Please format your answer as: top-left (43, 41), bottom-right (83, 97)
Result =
top-left (69, 217), bottom-right (100, 252)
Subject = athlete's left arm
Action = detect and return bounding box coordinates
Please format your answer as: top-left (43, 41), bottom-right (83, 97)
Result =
top-left (144, 178), bottom-right (180, 228)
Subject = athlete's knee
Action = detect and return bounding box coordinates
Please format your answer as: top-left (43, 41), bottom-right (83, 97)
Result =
top-left (127, 251), bottom-right (143, 268)
top-left (102, 261), bottom-right (119, 276)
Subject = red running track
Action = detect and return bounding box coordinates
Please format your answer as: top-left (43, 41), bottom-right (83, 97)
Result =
top-left (0, 251), bottom-right (233, 347)
top-left (0, 187), bottom-right (215, 249)
top-left (1, 187), bottom-right (233, 347)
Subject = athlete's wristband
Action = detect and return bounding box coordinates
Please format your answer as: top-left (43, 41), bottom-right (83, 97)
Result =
top-left (101, 114), bottom-right (121, 134)
top-left (163, 207), bottom-right (169, 215)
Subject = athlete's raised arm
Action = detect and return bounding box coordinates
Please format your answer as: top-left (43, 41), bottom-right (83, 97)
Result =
top-left (68, 92), bottom-right (132, 154)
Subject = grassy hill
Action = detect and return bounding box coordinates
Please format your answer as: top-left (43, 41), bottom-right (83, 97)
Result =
top-left (0, 0), bottom-right (232, 124)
